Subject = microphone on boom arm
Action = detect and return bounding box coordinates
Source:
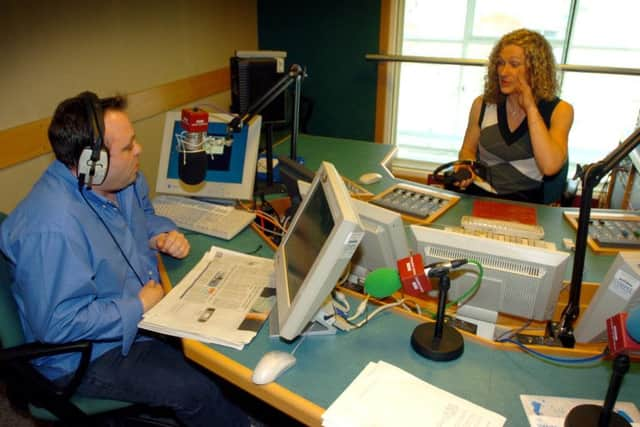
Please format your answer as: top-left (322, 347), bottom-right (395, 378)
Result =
top-left (176, 108), bottom-right (234, 186)
top-left (177, 108), bottom-right (208, 185)
top-left (565, 308), bottom-right (640, 427)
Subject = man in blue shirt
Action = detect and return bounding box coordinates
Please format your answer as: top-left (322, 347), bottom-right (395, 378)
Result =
top-left (0, 92), bottom-right (249, 426)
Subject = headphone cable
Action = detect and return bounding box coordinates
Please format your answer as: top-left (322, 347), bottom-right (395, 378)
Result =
top-left (79, 185), bottom-right (146, 287)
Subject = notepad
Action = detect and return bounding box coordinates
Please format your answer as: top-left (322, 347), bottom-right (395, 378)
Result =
top-left (472, 199), bottom-right (537, 225)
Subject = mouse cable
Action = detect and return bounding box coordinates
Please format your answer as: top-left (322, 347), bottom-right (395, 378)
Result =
top-left (290, 334), bottom-right (307, 356)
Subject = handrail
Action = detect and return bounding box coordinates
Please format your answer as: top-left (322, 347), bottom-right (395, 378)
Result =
top-left (366, 53), bottom-right (640, 76)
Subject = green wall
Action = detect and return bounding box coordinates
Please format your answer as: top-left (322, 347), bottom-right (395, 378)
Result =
top-left (257, 0), bottom-right (381, 141)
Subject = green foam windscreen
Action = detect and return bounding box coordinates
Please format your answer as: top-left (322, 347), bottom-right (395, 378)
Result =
top-left (364, 268), bottom-right (402, 298)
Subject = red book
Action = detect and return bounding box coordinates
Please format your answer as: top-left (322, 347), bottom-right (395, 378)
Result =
top-left (471, 199), bottom-right (537, 225)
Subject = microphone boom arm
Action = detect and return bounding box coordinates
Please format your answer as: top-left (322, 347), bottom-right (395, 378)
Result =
top-left (228, 64), bottom-right (306, 168)
top-left (555, 127), bottom-right (640, 348)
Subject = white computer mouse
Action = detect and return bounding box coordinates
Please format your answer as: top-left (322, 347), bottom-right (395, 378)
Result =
top-left (359, 172), bottom-right (383, 185)
top-left (251, 351), bottom-right (297, 385)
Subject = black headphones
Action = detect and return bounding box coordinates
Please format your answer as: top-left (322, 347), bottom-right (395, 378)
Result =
top-left (77, 91), bottom-right (109, 188)
top-left (431, 160), bottom-right (489, 186)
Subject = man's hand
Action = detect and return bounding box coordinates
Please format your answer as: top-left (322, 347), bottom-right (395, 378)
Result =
top-left (150, 230), bottom-right (190, 259)
top-left (139, 280), bottom-right (164, 312)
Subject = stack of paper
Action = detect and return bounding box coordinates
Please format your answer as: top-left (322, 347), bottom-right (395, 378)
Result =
top-left (139, 245), bottom-right (275, 350)
top-left (322, 361), bottom-right (506, 427)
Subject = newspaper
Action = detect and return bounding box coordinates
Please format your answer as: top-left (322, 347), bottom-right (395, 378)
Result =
top-left (139, 245), bottom-right (275, 350)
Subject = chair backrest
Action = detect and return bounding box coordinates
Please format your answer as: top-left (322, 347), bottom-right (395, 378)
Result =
top-left (542, 160), bottom-right (569, 205)
top-left (0, 212), bottom-right (26, 349)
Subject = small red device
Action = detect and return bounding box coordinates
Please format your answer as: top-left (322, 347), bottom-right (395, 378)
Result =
top-left (181, 108), bottom-right (209, 132)
top-left (397, 253), bottom-right (431, 297)
top-left (607, 312), bottom-right (640, 355)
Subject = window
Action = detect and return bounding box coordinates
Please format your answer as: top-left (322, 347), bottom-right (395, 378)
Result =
top-left (393, 0), bottom-right (640, 176)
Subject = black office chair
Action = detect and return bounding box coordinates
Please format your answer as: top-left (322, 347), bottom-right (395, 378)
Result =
top-left (542, 160), bottom-right (571, 205)
top-left (0, 212), bottom-right (175, 426)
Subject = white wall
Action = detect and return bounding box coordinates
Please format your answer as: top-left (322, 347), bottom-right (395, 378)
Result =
top-left (0, 0), bottom-right (258, 212)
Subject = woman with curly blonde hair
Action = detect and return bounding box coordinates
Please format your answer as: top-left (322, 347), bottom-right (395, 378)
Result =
top-left (455, 28), bottom-right (574, 203)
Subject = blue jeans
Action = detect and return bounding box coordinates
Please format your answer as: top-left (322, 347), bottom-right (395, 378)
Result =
top-left (71, 339), bottom-right (249, 427)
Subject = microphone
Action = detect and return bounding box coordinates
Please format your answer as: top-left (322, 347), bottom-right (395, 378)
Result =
top-left (626, 307), bottom-right (640, 342)
top-left (565, 310), bottom-right (638, 427)
top-left (364, 268), bottom-right (402, 299)
top-left (425, 259), bottom-right (468, 277)
top-left (177, 108), bottom-right (209, 185)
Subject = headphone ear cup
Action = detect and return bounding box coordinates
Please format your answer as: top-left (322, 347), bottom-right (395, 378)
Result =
top-left (78, 146), bottom-right (109, 186)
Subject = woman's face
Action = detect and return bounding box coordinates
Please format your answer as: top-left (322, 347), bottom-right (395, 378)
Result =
top-left (496, 44), bottom-right (530, 95)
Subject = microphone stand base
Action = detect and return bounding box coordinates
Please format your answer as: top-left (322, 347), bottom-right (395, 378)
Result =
top-left (411, 322), bottom-right (464, 362)
top-left (564, 404), bottom-right (630, 427)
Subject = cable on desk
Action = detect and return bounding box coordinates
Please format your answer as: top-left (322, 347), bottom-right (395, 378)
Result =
top-left (498, 337), bottom-right (608, 364)
top-left (446, 259), bottom-right (483, 310)
top-left (238, 199), bottom-right (287, 246)
top-left (494, 320), bottom-right (534, 342)
top-left (407, 259), bottom-right (484, 319)
top-left (243, 244), bottom-right (264, 255)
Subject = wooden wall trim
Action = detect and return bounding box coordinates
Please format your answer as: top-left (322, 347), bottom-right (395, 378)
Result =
top-left (0, 67), bottom-right (231, 169)
top-left (374, 0), bottom-right (391, 143)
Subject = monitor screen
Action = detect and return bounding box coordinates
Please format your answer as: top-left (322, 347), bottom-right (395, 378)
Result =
top-left (409, 226), bottom-right (570, 322)
top-left (575, 251), bottom-right (640, 343)
top-left (156, 111), bottom-right (261, 201)
top-left (274, 161), bottom-right (364, 341)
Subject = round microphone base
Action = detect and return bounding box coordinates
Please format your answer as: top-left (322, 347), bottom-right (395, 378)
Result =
top-left (411, 322), bottom-right (464, 362)
top-left (564, 404), bottom-right (631, 427)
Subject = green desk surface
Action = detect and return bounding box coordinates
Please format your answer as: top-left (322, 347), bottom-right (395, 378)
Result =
top-left (274, 134), bottom-right (616, 283)
top-left (161, 135), bottom-right (638, 426)
top-left (163, 225), bottom-right (639, 427)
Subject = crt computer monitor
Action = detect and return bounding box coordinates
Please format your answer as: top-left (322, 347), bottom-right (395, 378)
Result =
top-left (350, 198), bottom-right (410, 274)
top-left (156, 111), bottom-right (261, 201)
top-left (273, 161), bottom-right (364, 341)
top-left (574, 251), bottom-right (640, 343)
top-left (409, 225), bottom-right (570, 321)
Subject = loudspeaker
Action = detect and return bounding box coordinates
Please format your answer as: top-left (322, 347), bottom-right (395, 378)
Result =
top-left (77, 92), bottom-right (108, 187)
top-left (230, 57), bottom-right (286, 124)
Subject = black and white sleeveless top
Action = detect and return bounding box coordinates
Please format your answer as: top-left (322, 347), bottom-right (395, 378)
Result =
top-left (477, 97), bottom-right (560, 197)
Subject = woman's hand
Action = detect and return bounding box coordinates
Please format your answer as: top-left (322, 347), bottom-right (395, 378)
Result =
top-left (514, 74), bottom-right (536, 113)
top-left (453, 164), bottom-right (475, 190)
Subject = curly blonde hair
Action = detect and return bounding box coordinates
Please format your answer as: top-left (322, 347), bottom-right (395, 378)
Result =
top-left (483, 28), bottom-right (558, 104)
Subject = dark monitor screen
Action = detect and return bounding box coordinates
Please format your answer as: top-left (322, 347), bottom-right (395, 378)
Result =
top-left (283, 183), bottom-right (334, 302)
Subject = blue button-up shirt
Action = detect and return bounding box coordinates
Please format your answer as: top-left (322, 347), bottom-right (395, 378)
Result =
top-left (0, 160), bottom-right (176, 380)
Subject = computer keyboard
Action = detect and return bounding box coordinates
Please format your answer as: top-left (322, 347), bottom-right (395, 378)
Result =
top-left (444, 226), bottom-right (556, 250)
top-left (153, 195), bottom-right (256, 240)
top-left (461, 215), bottom-right (545, 240)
